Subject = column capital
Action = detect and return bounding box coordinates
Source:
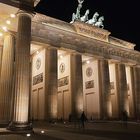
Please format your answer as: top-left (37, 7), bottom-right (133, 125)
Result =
top-left (133, 64), bottom-right (140, 68)
top-left (4, 31), bottom-right (16, 37)
top-left (99, 58), bottom-right (108, 61)
top-left (17, 9), bottom-right (35, 18)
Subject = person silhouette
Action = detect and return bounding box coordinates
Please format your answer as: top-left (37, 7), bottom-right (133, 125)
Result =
top-left (122, 110), bottom-right (128, 128)
top-left (80, 111), bottom-right (87, 128)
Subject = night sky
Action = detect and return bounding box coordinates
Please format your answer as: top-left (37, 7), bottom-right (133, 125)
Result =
top-left (35, 0), bottom-right (140, 52)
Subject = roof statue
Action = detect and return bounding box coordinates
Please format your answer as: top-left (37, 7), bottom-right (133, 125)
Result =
top-left (80, 9), bottom-right (90, 22)
top-left (95, 16), bottom-right (104, 28)
top-left (70, 0), bottom-right (84, 23)
top-left (86, 12), bottom-right (99, 25)
top-left (70, 0), bottom-right (104, 28)
top-left (80, 9), bottom-right (89, 22)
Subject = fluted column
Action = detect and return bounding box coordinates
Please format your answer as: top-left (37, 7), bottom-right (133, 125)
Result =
top-left (0, 34), bottom-right (15, 123)
top-left (133, 66), bottom-right (140, 120)
top-left (0, 45), bottom-right (3, 75)
top-left (126, 66), bottom-right (135, 118)
top-left (70, 54), bottom-right (83, 118)
top-left (117, 63), bottom-right (128, 118)
top-left (8, 11), bottom-right (32, 131)
top-left (45, 48), bottom-right (57, 120)
top-left (99, 59), bottom-right (110, 119)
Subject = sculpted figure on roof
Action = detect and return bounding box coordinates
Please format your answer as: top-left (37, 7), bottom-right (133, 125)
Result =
top-left (95, 16), bottom-right (104, 28)
top-left (86, 12), bottom-right (99, 25)
top-left (80, 9), bottom-right (90, 22)
top-left (70, 0), bottom-right (84, 23)
top-left (70, 0), bottom-right (104, 28)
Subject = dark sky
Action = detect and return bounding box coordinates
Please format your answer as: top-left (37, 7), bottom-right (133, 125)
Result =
top-left (35, 0), bottom-right (140, 52)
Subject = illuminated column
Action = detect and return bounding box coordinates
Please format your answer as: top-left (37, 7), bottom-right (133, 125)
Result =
top-left (133, 66), bottom-right (140, 120)
top-left (117, 63), bottom-right (128, 118)
top-left (0, 34), bottom-right (14, 123)
top-left (8, 11), bottom-right (32, 131)
top-left (0, 45), bottom-right (3, 73)
top-left (70, 54), bottom-right (83, 118)
top-left (45, 48), bottom-right (57, 120)
top-left (99, 59), bottom-right (110, 119)
top-left (125, 66), bottom-right (135, 117)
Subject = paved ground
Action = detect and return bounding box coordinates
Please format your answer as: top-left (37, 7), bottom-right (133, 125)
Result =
top-left (0, 121), bottom-right (140, 140)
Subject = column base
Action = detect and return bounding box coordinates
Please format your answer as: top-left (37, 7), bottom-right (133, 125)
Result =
top-left (7, 121), bottom-right (33, 133)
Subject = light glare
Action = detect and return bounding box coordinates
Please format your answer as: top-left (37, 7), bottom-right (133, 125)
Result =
top-left (6, 20), bottom-right (11, 25)
top-left (2, 26), bottom-right (8, 32)
top-left (10, 14), bottom-right (16, 18)
top-left (26, 133), bottom-right (31, 137)
top-left (0, 32), bottom-right (3, 37)
top-left (41, 130), bottom-right (45, 133)
top-left (60, 55), bottom-right (63, 58)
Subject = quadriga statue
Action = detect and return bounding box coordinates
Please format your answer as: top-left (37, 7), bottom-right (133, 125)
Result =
top-left (70, 0), bottom-right (105, 29)
top-left (80, 9), bottom-right (90, 22)
top-left (94, 16), bottom-right (104, 28)
top-left (86, 12), bottom-right (99, 25)
top-left (70, 0), bottom-right (84, 23)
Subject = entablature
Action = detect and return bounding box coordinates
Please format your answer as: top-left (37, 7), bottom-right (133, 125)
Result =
top-left (33, 13), bottom-right (136, 50)
top-left (31, 18), bottom-right (140, 65)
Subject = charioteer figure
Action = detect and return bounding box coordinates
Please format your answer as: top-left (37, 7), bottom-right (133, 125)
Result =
top-left (70, 0), bottom-right (84, 23)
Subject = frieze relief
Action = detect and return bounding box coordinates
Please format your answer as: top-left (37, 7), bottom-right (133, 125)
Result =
top-left (33, 73), bottom-right (43, 85)
top-left (107, 48), bottom-right (139, 62)
top-left (73, 21), bottom-right (110, 42)
top-left (58, 76), bottom-right (69, 87)
top-left (85, 80), bottom-right (94, 89)
top-left (83, 38), bottom-right (139, 62)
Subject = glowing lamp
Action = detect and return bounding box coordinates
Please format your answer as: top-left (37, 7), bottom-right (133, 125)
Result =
top-left (6, 20), bottom-right (11, 25)
top-left (2, 26), bottom-right (8, 32)
top-left (0, 32), bottom-right (3, 37)
top-left (10, 14), bottom-right (16, 18)
top-left (26, 133), bottom-right (31, 137)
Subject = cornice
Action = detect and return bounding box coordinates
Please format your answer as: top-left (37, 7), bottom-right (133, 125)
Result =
top-left (109, 36), bottom-right (135, 50)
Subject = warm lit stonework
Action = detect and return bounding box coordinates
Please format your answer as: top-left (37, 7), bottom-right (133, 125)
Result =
top-left (0, 0), bottom-right (140, 132)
